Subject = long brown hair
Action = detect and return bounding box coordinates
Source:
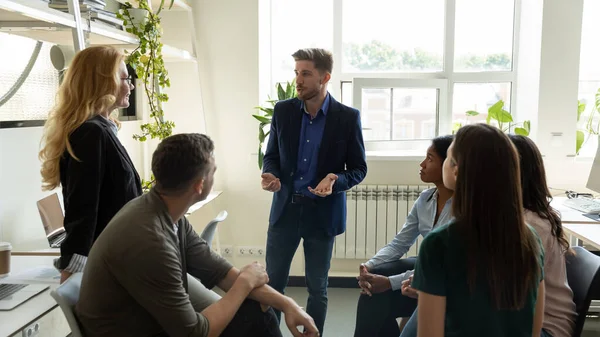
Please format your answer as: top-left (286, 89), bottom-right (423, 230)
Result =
top-left (509, 134), bottom-right (570, 253)
top-left (39, 46), bottom-right (124, 190)
top-left (451, 124), bottom-right (541, 310)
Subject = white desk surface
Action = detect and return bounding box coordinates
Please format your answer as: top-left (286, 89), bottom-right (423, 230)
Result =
top-left (551, 196), bottom-right (600, 224)
top-left (0, 256), bottom-right (59, 337)
top-left (563, 223), bottom-right (600, 251)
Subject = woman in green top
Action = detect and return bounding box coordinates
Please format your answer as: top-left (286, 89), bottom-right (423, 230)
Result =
top-left (411, 124), bottom-right (545, 337)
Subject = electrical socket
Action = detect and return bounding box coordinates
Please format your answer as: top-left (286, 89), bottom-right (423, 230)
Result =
top-left (22, 321), bottom-right (40, 337)
top-left (220, 245), bottom-right (233, 257)
top-left (237, 246), bottom-right (265, 257)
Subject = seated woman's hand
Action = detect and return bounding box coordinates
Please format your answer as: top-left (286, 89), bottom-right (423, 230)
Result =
top-left (401, 275), bottom-right (418, 299)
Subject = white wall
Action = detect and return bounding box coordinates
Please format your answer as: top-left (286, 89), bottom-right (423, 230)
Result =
top-left (0, 121), bottom-right (145, 250)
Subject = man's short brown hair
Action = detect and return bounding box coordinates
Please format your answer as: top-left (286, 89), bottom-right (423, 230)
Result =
top-left (152, 133), bottom-right (214, 193)
top-left (292, 48), bottom-right (333, 74)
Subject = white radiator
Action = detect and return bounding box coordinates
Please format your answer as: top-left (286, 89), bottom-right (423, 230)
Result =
top-left (335, 184), bottom-right (432, 260)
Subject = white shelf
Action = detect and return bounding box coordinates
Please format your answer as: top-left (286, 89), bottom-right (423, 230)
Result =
top-left (0, 0), bottom-right (195, 61)
top-left (0, 0), bottom-right (77, 27)
top-left (113, 0), bottom-right (192, 12)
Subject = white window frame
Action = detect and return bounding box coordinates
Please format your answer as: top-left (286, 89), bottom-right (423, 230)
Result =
top-left (354, 78), bottom-right (448, 151)
top-left (329, 0), bottom-right (522, 149)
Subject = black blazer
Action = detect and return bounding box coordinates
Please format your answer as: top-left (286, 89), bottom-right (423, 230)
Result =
top-left (57, 115), bottom-right (142, 269)
top-left (262, 96), bottom-right (367, 236)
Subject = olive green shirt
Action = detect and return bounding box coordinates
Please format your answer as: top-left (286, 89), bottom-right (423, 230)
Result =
top-left (76, 188), bottom-right (233, 337)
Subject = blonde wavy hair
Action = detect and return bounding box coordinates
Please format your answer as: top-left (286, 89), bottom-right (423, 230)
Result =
top-left (40, 45), bottom-right (125, 191)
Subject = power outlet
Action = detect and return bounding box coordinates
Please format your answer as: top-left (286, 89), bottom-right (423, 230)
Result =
top-left (237, 246), bottom-right (265, 257)
top-left (21, 321), bottom-right (40, 337)
top-left (220, 245), bottom-right (233, 257)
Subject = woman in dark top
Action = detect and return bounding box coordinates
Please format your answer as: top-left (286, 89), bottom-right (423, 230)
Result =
top-left (39, 46), bottom-right (142, 283)
top-left (411, 124), bottom-right (545, 337)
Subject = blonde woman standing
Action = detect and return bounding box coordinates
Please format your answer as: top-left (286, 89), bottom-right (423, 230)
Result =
top-left (39, 46), bottom-right (141, 283)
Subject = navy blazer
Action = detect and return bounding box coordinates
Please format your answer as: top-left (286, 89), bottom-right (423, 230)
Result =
top-left (263, 95), bottom-right (367, 236)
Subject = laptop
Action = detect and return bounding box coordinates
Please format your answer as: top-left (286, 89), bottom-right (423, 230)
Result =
top-left (37, 193), bottom-right (66, 248)
top-left (0, 283), bottom-right (49, 310)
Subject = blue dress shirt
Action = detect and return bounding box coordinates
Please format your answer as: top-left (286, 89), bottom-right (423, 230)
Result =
top-left (293, 93), bottom-right (330, 198)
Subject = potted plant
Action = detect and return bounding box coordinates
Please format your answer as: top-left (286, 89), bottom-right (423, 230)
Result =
top-left (576, 87), bottom-right (600, 155)
top-left (253, 80), bottom-right (297, 169)
top-left (117, 0), bottom-right (176, 191)
top-left (453, 99), bottom-right (531, 136)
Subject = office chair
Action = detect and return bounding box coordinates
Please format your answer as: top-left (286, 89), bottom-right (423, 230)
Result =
top-left (50, 272), bottom-right (84, 337)
top-left (566, 246), bottom-right (600, 337)
top-left (200, 210), bottom-right (227, 249)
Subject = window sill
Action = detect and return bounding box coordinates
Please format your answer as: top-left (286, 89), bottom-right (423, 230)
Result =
top-left (366, 150), bottom-right (424, 161)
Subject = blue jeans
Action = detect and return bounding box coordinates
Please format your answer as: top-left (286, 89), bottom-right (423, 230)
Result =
top-left (398, 309), bottom-right (554, 337)
top-left (266, 203), bottom-right (335, 336)
top-left (399, 309), bottom-right (417, 337)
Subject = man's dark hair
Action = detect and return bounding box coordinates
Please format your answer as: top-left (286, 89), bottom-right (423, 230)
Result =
top-left (152, 133), bottom-right (214, 193)
top-left (292, 48), bottom-right (333, 74)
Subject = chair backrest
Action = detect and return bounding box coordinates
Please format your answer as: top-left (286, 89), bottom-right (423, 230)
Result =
top-left (50, 272), bottom-right (84, 337)
top-left (200, 210), bottom-right (227, 248)
top-left (566, 246), bottom-right (600, 337)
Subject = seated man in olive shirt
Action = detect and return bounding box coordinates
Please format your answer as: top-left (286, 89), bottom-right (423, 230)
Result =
top-left (75, 133), bottom-right (319, 337)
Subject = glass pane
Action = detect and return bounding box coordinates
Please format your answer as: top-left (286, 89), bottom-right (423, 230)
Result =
top-left (454, 0), bottom-right (515, 72)
top-left (0, 33), bottom-right (59, 121)
top-left (361, 88), bottom-right (391, 141)
top-left (452, 83), bottom-right (512, 129)
top-left (270, 0), bottom-right (333, 92)
top-left (577, 81), bottom-right (600, 157)
top-left (341, 81), bottom-right (353, 107)
top-left (342, 0), bottom-right (444, 73)
top-left (392, 88), bottom-right (438, 140)
top-left (580, 0), bottom-right (600, 80)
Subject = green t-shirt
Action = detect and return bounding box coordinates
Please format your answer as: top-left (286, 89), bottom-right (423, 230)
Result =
top-left (412, 222), bottom-right (545, 337)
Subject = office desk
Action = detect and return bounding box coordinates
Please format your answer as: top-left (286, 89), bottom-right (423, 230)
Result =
top-left (550, 197), bottom-right (599, 224)
top-left (0, 256), bottom-right (60, 337)
top-left (11, 248), bottom-right (60, 257)
top-left (563, 224), bottom-right (600, 251)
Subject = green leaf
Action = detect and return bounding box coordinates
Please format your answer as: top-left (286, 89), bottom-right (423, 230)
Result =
top-left (452, 122), bottom-right (462, 134)
top-left (487, 100), bottom-right (504, 124)
top-left (488, 100), bottom-right (504, 113)
top-left (258, 125), bottom-right (265, 141)
top-left (497, 110), bottom-right (513, 123)
top-left (488, 108), bottom-right (513, 123)
top-left (466, 110), bottom-right (479, 117)
top-left (256, 107), bottom-right (274, 116)
top-left (253, 115), bottom-right (271, 123)
top-left (277, 83), bottom-right (286, 101)
top-left (286, 80), bottom-right (296, 98)
top-left (578, 100), bottom-right (587, 122)
top-left (514, 127), bottom-right (529, 136)
top-left (524, 120), bottom-right (531, 132)
top-left (576, 130), bottom-right (585, 155)
top-left (258, 148), bottom-right (264, 170)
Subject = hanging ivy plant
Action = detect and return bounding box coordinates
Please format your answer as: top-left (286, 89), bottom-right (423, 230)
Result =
top-left (117, 1), bottom-right (175, 142)
top-left (117, 0), bottom-right (176, 191)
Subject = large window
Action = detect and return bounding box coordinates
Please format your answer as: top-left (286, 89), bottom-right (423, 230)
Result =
top-left (269, 0), bottom-right (518, 152)
top-left (0, 33), bottom-right (59, 122)
top-left (577, 0), bottom-right (600, 157)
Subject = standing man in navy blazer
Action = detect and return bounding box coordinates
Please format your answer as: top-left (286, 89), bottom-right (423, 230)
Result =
top-left (261, 48), bottom-right (367, 335)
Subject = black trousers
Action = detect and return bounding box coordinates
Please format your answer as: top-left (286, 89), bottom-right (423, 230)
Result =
top-left (353, 258), bottom-right (418, 337)
top-left (221, 299), bottom-right (283, 337)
